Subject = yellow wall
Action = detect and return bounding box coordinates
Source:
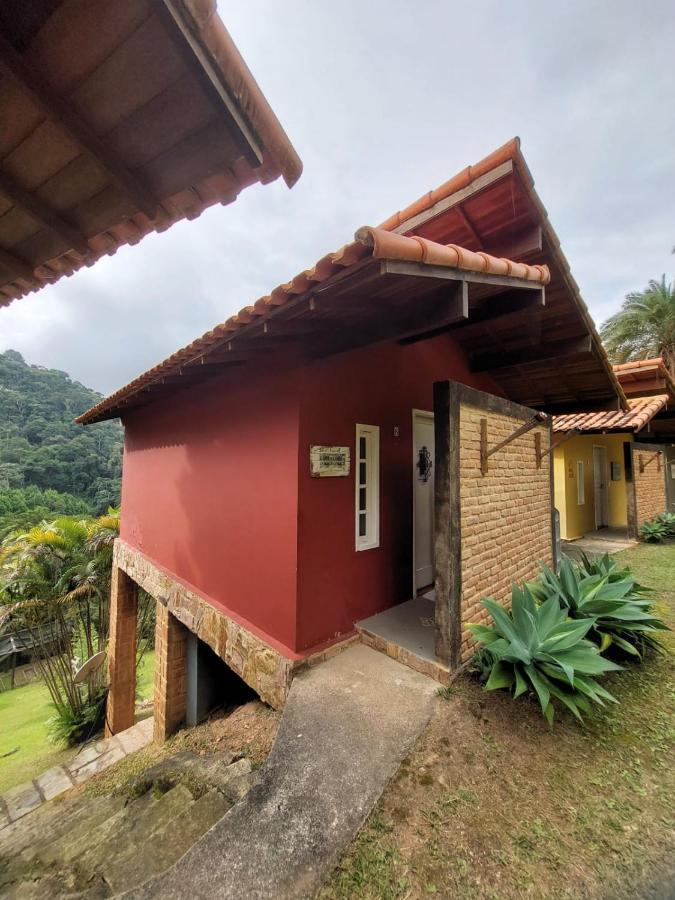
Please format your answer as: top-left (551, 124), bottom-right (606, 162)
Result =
top-left (553, 433), bottom-right (631, 540)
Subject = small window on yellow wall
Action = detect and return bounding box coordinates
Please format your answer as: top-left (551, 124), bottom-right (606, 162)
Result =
top-left (576, 460), bottom-right (585, 505)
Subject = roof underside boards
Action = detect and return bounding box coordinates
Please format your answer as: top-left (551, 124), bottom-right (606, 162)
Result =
top-left (552, 395), bottom-right (670, 434)
top-left (0, 0), bottom-right (302, 306)
top-left (78, 138), bottom-right (624, 425)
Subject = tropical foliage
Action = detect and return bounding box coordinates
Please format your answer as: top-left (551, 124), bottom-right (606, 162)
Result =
top-left (471, 552), bottom-right (668, 722)
top-left (640, 518), bottom-right (670, 543)
top-left (0, 511), bottom-right (153, 745)
top-left (0, 349), bottom-right (122, 513)
top-left (529, 555), bottom-right (668, 657)
top-left (600, 275), bottom-right (675, 378)
top-left (469, 586), bottom-right (620, 724)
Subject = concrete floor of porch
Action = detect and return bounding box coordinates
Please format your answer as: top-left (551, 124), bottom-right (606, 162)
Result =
top-left (562, 526), bottom-right (637, 562)
top-left (355, 592), bottom-right (449, 684)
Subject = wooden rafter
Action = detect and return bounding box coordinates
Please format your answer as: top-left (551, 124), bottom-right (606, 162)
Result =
top-left (456, 206), bottom-right (481, 245)
top-left (0, 33), bottom-right (158, 220)
top-left (0, 245), bottom-right (34, 282)
top-left (0, 169), bottom-right (90, 256)
top-left (470, 335), bottom-right (592, 374)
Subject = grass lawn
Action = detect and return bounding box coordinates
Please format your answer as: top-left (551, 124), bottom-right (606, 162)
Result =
top-left (321, 543), bottom-right (675, 899)
top-left (0, 650), bottom-right (155, 795)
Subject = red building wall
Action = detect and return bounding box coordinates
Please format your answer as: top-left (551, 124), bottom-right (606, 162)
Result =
top-left (119, 356), bottom-right (302, 655)
top-left (295, 334), bottom-right (500, 652)
top-left (119, 334), bottom-right (500, 658)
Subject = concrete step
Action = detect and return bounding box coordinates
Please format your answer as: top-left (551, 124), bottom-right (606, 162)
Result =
top-left (102, 789), bottom-right (230, 895)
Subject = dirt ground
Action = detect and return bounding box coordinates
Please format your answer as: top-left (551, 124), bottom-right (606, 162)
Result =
top-left (85, 699), bottom-right (280, 798)
top-left (320, 544), bottom-right (675, 900)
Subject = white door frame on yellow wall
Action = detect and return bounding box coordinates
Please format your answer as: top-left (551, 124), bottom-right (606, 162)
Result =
top-left (593, 444), bottom-right (609, 529)
top-left (412, 409), bottom-right (435, 595)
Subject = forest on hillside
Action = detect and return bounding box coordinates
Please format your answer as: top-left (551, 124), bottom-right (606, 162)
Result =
top-left (0, 349), bottom-right (122, 533)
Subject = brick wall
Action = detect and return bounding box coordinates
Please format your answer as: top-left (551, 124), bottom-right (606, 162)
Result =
top-left (434, 381), bottom-right (553, 668)
top-left (632, 445), bottom-right (667, 534)
top-left (458, 401), bottom-right (553, 662)
top-left (105, 566), bottom-right (137, 737)
top-left (154, 602), bottom-right (188, 743)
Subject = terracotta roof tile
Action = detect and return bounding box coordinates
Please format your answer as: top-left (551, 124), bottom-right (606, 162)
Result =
top-left (552, 395), bottom-right (669, 433)
top-left (77, 228), bottom-right (549, 423)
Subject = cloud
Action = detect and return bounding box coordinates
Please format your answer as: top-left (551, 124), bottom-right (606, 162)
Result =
top-left (1, 0), bottom-right (673, 394)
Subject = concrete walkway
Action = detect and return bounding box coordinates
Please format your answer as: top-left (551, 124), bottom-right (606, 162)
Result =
top-left (129, 644), bottom-right (438, 900)
top-left (562, 528), bottom-right (637, 563)
top-left (0, 716), bottom-right (153, 830)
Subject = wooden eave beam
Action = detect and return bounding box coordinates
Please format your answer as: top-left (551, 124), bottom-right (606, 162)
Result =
top-left (484, 225), bottom-right (543, 261)
top-left (312, 280), bottom-right (468, 358)
top-left (0, 34), bottom-right (158, 220)
top-left (450, 287), bottom-right (545, 334)
top-left (380, 258), bottom-right (544, 293)
top-left (470, 335), bottom-right (593, 374)
top-left (0, 169), bottom-right (90, 255)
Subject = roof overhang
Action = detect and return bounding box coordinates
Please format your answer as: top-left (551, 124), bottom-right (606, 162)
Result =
top-left (552, 395), bottom-right (670, 434)
top-left (78, 138), bottom-right (625, 425)
top-left (613, 358), bottom-right (675, 401)
top-left (0, 0), bottom-right (302, 306)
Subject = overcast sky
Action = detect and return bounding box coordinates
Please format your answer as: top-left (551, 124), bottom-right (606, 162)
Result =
top-left (1, 0), bottom-right (674, 396)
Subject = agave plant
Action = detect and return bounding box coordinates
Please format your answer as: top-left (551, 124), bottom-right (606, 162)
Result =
top-left (469, 585), bottom-right (621, 724)
top-left (656, 511), bottom-right (675, 536)
top-left (640, 519), bottom-right (668, 543)
top-left (529, 556), bottom-right (668, 657)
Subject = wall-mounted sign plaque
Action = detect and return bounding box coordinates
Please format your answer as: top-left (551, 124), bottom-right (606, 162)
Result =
top-left (611, 461), bottom-right (621, 481)
top-left (310, 445), bottom-right (350, 477)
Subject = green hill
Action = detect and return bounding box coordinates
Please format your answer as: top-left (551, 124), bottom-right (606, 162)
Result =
top-left (0, 350), bottom-right (122, 520)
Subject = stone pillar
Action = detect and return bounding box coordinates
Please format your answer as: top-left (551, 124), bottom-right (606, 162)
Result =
top-left (106, 566), bottom-right (138, 736)
top-left (154, 602), bottom-right (188, 743)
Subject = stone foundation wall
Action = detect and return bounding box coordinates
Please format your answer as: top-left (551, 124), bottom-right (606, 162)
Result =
top-left (114, 540), bottom-right (295, 710)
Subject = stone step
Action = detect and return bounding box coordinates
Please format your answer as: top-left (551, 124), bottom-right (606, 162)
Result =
top-left (55, 789), bottom-right (158, 866)
top-left (102, 789), bottom-right (230, 895)
top-left (30, 793), bottom-right (127, 866)
top-left (75, 783), bottom-right (194, 874)
top-left (1, 794), bottom-right (122, 861)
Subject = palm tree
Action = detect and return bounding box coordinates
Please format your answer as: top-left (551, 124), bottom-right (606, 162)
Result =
top-left (600, 275), bottom-right (675, 379)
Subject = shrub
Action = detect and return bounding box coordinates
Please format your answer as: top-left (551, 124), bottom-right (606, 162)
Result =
top-left (529, 556), bottom-right (668, 658)
top-left (49, 688), bottom-right (108, 747)
top-left (640, 519), bottom-right (668, 543)
top-left (468, 585), bottom-right (621, 724)
top-left (656, 511), bottom-right (675, 535)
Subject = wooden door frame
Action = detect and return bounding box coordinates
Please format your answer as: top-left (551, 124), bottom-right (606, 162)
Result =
top-left (592, 444), bottom-right (609, 529)
top-left (412, 408), bottom-right (435, 597)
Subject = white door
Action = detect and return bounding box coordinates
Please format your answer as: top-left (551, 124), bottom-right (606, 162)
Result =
top-left (413, 411), bottom-right (435, 591)
top-left (593, 445), bottom-right (609, 528)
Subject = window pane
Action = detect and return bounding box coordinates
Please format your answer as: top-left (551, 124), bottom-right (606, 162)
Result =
top-left (359, 462), bottom-right (366, 484)
top-left (359, 487), bottom-right (366, 511)
top-left (359, 513), bottom-right (367, 537)
top-left (359, 436), bottom-right (366, 459)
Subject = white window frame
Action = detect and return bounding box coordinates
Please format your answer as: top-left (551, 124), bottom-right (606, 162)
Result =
top-left (576, 460), bottom-right (585, 505)
top-left (355, 424), bottom-right (380, 551)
